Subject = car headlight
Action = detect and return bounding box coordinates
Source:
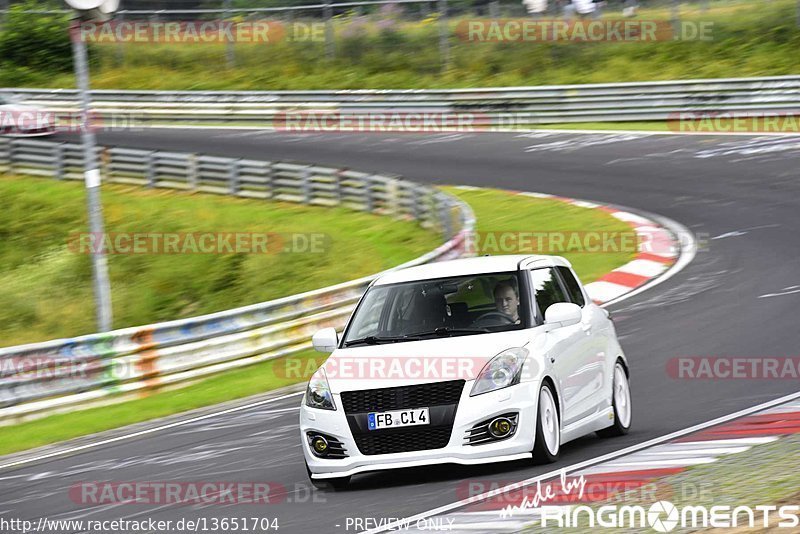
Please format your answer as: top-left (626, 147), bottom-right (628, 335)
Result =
top-left (470, 347), bottom-right (529, 396)
top-left (306, 367), bottom-right (336, 410)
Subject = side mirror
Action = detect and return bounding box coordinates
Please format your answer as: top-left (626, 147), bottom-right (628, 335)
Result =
top-left (312, 327), bottom-right (339, 353)
top-left (544, 303), bottom-right (582, 330)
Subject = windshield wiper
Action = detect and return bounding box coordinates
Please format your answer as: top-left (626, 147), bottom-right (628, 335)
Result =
top-left (405, 327), bottom-right (490, 338)
top-left (343, 335), bottom-right (419, 347)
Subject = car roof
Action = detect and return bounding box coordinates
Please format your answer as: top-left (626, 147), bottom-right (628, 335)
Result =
top-left (374, 254), bottom-right (571, 286)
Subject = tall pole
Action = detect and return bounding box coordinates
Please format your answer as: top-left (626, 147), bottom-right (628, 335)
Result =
top-left (324, 0), bottom-right (334, 59)
top-left (224, 0), bottom-right (235, 68)
top-left (438, 0), bottom-right (450, 72)
top-left (71, 20), bottom-right (113, 332)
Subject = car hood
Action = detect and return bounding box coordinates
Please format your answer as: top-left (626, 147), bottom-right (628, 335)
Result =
top-left (324, 329), bottom-right (531, 393)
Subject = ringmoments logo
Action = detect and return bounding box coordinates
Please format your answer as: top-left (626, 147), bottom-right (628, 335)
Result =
top-left (533, 501), bottom-right (800, 531)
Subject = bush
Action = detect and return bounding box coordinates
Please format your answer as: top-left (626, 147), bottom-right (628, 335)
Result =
top-left (0, 0), bottom-right (72, 74)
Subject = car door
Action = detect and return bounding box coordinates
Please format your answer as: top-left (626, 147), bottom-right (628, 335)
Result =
top-left (556, 266), bottom-right (607, 419)
top-left (527, 266), bottom-right (588, 427)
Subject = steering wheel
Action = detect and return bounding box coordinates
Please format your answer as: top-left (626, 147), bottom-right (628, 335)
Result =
top-left (472, 311), bottom-right (516, 327)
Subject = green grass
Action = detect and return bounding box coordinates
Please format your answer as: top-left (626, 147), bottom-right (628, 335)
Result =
top-left (445, 186), bottom-right (637, 283)
top-left (0, 174), bottom-right (440, 347)
top-left (0, 185), bottom-right (634, 455)
top-left (3, 0), bottom-right (797, 90)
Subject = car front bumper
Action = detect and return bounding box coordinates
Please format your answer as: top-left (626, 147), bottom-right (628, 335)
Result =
top-left (300, 380), bottom-right (540, 479)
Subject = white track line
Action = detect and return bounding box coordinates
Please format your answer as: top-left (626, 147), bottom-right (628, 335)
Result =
top-left (361, 389), bottom-right (800, 534)
top-left (0, 391), bottom-right (304, 471)
top-left (140, 125), bottom-right (800, 137)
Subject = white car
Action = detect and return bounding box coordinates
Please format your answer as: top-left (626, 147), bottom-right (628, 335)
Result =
top-left (301, 255), bottom-right (631, 489)
top-left (0, 94), bottom-right (57, 136)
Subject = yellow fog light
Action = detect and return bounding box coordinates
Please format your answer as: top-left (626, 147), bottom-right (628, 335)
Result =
top-left (489, 417), bottom-right (513, 438)
top-left (311, 436), bottom-right (329, 456)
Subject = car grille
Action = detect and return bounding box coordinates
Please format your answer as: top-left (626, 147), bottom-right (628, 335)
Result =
top-left (341, 380), bottom-right (465, 413)
top-left (354, 426), bottom-right (453, 455)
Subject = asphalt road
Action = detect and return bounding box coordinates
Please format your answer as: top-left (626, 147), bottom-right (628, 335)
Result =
top-left (2, 129), bottom-right (799, 534)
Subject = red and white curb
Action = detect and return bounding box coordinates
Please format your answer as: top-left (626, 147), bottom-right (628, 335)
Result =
top-left (363, 393), bottom-right (800, 533)
top-left (454, 186), bottom-right (683, 305)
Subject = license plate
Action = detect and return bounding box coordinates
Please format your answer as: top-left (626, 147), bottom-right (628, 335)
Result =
top-left (368, 408), bottom-right (429, 430)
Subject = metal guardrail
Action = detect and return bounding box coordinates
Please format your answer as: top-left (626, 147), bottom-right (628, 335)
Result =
top-left (0, 136), bottom-right (475, 423)
top-left (4, 76), bottom-right (800, 124)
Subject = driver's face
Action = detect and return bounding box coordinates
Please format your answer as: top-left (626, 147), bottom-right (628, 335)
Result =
top-left (494, 287), bottom-right (519, 321)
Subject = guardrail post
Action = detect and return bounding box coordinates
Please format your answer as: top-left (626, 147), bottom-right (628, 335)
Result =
top-left (324, 0), bottom-right (335, 59)
top-left (334, 169), bottom-right (344, 205)
top-left (439, 197), bottom-right (453, 239)
top-left (229, 159), bottom-right (241, 195)
top-left (364, 176), bottom-right (375, 213)
top-left (99, 147), bottom-right (111, 183)
top-left (411, 184), bottom-right (421, 221)
top-left (265, 161), bottom-right (273, 198)
top-left (146, 151), bottom-right (156, 188)
top-left (301, 166), bottom-right (313, 203)
top-left (387, 177), bottom-right (400, 217)
top-left (187, 153), bottom-right (198, 190)
top-left (427, 190), bottom-right (437, 227)
top-left (8, 139), bottom-right (16, 175)
top-left (437, 0), bottom-right (450, 72)
top-left (53, 143), bottom-right (64, 180)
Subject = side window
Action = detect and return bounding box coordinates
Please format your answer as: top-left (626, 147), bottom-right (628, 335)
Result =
top-left (557, 266), bottom-right (586, 307)
top-left (529, 268), bottom-right (569, 316)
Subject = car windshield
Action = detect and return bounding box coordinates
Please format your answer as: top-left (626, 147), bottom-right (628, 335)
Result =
top-left (342, 272), bottom-right (528, 346)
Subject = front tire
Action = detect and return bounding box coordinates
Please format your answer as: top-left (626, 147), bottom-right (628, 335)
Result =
top-left (532, 383), bottom-right (561, 464)
top-left (306, 463), bottom-right (351, 491)
top-left (597, 360), bottom-right (631, 438)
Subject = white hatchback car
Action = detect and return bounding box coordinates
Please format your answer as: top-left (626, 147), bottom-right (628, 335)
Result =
top-left (0, 94), bottom-right (57, 136)
top-left (301, 255), bottom-right (631, 489)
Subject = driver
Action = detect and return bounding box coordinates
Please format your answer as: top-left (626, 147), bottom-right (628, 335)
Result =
top-left (493, 281), bottom-right (520, 323)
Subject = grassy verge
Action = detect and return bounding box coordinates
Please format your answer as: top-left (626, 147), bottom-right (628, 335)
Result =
top-left (522, 433), bottom-right (800, 533)
top-left (0, 174), bottom-right (440, 347)
top-left (445, 186), bottom-right (637, 283)
top-left (0, 186), bottom-right (636, 455)
top-left (3, 0), bottom-right (796, 90)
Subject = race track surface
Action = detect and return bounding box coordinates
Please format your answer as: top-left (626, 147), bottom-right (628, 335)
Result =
top-left (3, 130), bottom-right (799, 533)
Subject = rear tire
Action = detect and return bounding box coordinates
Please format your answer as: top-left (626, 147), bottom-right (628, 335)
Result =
top-left (306, 463), bottom-right (351, 491)
top-left (532, 383), bottom-right (560, 464)
top-left (597, 361), bottom-right (632, 438)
